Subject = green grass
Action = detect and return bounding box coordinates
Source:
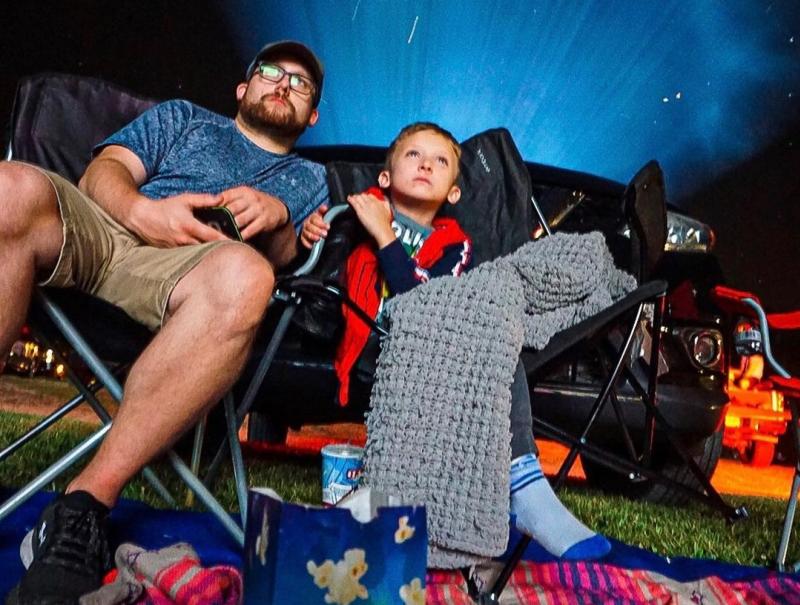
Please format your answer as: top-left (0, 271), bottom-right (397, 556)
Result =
top-left (0, 408), bottom-right (797, 568)
top-left (0, 411), bottom-right (321, 508)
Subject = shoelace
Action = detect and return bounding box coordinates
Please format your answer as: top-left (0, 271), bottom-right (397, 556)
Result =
top-left (39, 505), bottom-right (110, 574)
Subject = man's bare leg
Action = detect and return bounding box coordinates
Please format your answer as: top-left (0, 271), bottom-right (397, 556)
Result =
top-left (7, 178), bottom-right (274, 603)
top-left (66, 244), bottom-right (274, 507)
top-left (0, 163), bottom-right (63, 371)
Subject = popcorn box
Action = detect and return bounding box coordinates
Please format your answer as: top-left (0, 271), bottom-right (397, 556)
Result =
top-left (243, 487), bottom-right (427, 605)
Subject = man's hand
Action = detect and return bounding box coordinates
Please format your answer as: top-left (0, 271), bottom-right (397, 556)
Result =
top-left (220, 186), bottom-right (290, 241)
top-left (128, 193), bottom-right (229, 247)
top-left (299, 204), bottom-right (329, 249)
top-left (80, 146), bottom-right (230, 248)
top-left (347, 192), bottom-right (395, 248)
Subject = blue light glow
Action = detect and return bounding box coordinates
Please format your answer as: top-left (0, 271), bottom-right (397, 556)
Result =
top-left (223, 1), bottom-right (800, 200)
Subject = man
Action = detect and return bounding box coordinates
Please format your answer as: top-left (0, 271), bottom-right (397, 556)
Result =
top-left (0, 40), bottom-right (328, 603)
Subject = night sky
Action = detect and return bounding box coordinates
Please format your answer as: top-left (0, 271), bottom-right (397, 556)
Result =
top-left (1, 0), bottom-right (799, 362)
top-left (225, 1), bottom-right (800, 202)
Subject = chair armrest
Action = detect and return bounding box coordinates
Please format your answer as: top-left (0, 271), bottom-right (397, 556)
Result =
top-left (770, 376), bottom-right (800, 399)
top-left (766, 311), bottom-right (800, 331)
top-left (710, 285), bottom-right (800, 331)
top-left (291, 205), bottom-right (351, 277)
top-left (276, 275), bottom-right (388, 337)
top-left (709, 285), bottom-right (762, 317)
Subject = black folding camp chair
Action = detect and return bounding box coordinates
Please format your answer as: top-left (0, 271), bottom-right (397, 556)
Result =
top-left (225, 127), bottom-right (547, 438)
top-left (468, 152), bottom-right (746, 604)
top-left (528, 159), bottom-right (733, 502)
top-left (227, 129), bottom-right (747, 604)
top-left (1, 72), bottom-right (251, 545)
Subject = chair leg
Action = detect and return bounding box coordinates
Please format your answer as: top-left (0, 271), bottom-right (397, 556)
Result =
top-left (552, 303), bottom-right (645, 489)
top-left (32, 327), bottom-right (116, 425)
top-left (482, 534), bottom-right (531, 602)
top-left (31, 290), bottom-right (248, 544)
top-left (42, 292), bottom-right (271, 524)
top-left (533, 367), bottom-right (745, 518)
top-left (642, 295), bottom-right (666, 466)
top-left (776, 399), bottom-right (800, 571)
top-left (616, 309), bottom-right (745, 522)
top-left (224, 393), bottom-right (249, 527)
top-left (204, 303), bottom-right (297, 486)
top-left (165, 450), bottom-right (244, 546)
top-left (36, 291), bottom-right (177, 505)
top-left (0, 388), bottom-right (95, 463)
top-left (607, 388), bottom-right (640, 467)
top-left (631, 386), bottom-right (744, 520)
top-left (185, 416), bottom-right (207, 507)
top-left (0, 425), bottom-right (110, 522)
top-left (36, 290), bottom-right (122, 401)
top-left (5, 325), bottom-right (120, 463)
top-left (596, 345), bottom-right (641, 468)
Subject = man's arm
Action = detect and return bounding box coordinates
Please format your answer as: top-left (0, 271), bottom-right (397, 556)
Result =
top-left (253, 219), bottom-right (298, 268)
top-left (78, 144), bottom-right (148, 223)
top-left (79, 145), bottom-right (227, 247)
top-left (219, 185), bottom-right (301, 268)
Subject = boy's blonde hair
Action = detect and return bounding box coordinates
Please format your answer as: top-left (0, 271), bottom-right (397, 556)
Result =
top-left (384, 122), bottom-right (461, 176)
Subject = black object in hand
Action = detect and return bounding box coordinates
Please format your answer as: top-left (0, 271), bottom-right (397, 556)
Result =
top-left (194, 206), bottom-right (243, 241)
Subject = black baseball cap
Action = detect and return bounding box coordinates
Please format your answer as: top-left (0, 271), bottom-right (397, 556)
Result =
top-left (245, 40), bottom-right (324, 107)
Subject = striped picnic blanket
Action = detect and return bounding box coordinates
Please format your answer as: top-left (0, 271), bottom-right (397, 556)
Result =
top-left (426, 560), bottom-right (800, 604)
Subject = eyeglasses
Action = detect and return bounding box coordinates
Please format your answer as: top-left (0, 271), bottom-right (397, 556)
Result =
top-left (255, 63), bottom-right (315, 97)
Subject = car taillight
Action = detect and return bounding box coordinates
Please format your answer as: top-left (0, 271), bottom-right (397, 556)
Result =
top-left (672, 327), bottom-right (724, 371)
top-left (691, 331), bottom-right (722, 368)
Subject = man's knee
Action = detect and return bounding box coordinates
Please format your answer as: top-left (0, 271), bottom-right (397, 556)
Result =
top-left (187, 245), bottom-right (275, 328)
top-left (0, 162), bottom-right (58, 237)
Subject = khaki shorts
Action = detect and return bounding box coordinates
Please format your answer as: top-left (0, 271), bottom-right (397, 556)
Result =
top-left (38, 168), bottom-right (237, 330)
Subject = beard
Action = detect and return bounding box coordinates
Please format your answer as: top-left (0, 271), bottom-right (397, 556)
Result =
top-left (238, 93), bottom-right (309, 138)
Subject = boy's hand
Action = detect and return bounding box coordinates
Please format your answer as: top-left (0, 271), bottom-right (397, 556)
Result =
top-left (347, 191), bottom-right (396, 248)
top-left (300, 204), bottom-right (329, 249)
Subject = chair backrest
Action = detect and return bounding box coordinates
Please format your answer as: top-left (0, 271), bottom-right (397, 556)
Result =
top-left (6, 73), bottom-right (158, 356)
top-left (326, 127), bottom-right (536, 268)
top-left (623, 160), bottom-right (667, 282)
top-left (291, 128), bottom-right (537, 340)
top-left (7, 72), bottom-right (158, 181)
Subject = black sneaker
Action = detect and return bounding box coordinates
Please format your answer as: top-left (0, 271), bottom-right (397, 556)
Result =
top-left (6, 491), bottom-right (112, 605)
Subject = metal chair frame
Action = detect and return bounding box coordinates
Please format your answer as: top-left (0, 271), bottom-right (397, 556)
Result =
top-left (0, 73), bottom-right (327, 546)
top-left (711, 286), bottom-right (800, 572)
top-left (469, 188), bottom-right (747, 603)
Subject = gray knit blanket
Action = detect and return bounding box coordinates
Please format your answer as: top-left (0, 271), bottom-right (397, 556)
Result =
top-left (363, 231), bottom-right (637, 569)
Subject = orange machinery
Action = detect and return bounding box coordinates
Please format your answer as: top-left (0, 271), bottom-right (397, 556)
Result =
top-left (724, 332), bottom-right (791, 467)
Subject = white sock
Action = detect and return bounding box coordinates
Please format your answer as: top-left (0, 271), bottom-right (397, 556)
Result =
top-left (510, 452), bottom-right (611, 560)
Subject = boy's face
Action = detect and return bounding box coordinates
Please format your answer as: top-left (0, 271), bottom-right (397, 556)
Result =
top-left (379, 130), bottom-right (461, 209)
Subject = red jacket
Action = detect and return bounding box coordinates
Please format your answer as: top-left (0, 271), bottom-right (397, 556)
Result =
top-left (334, 213), bottom-right (472, 405)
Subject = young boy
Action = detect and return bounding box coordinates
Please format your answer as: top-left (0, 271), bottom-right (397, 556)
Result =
top-left (301, 122), bottom-right (610, 561)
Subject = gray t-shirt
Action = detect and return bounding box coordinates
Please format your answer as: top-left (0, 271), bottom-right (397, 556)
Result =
top-left (392, 209), bottom-right (433, 255)
top-left (97, 100), bottom-right (329, 227)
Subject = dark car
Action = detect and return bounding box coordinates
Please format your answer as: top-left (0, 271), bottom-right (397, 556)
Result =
top-left (242, 146), bottom-right (727, 506)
